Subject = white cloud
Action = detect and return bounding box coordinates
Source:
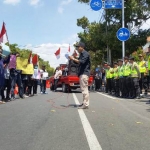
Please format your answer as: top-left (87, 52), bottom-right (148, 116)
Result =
top-left (62, 33), bottom-right (79, 43)
top-left (58, 0), bottom-right (73, 14)
top-left (58, 7), bottom-right (64, 14)
top-left (3, 0), bottom-right (20, 5)
top-left (24, 42), bottom-right (75, 69)
top-left (61, 0), bottom-right (72, 5)
top-left (29, 0), bottom-right (40, 6)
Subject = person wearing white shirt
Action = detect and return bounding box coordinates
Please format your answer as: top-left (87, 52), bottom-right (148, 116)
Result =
top-left (40, 65), bottom-right (48, 94)
top-left (54, 67), bottom-right (62, 92)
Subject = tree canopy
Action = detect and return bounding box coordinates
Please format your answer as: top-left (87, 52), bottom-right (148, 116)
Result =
top-left (9, 43), bottom-right (54, 76)
top-left (77, 0), bottom-right (150, 68)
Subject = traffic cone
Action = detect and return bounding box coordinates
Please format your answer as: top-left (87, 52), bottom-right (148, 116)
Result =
top-left (14, 85), bottom-right (18, 95)
top-left (46, 80), bottom-right (50, 88)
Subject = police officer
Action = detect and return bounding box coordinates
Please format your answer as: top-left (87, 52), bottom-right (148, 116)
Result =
top-left (138, 54), bottom-right (148, 95)
top-left (113, 62), bottom-right (119, 97)
top-left (129, 57), bottom-right (141, 99)
top-left (123, 57), bottom-right (131, 98)
top-left (118, 59), bottom-right (124, 97)
top-left (106, 63), bottom-right (113, 94)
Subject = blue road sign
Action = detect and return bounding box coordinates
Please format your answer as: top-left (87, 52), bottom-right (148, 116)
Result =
top-left (90, 0), bottom-right (103, 11)
top-left (117, 28), bottom-right (130, 41)
top-left (105, 0), bottom-right (122, 9)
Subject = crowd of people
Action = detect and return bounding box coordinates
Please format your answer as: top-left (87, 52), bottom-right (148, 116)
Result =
top-left (93, 53), bottom-right (150, 99)
top-left (0, 47), bottom-right (48, 104)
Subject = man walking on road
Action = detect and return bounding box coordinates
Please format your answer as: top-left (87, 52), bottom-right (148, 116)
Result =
top-left (69, 42), bottom-right (91, 109)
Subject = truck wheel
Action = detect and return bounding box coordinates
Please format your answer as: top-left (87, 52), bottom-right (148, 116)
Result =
top-left (62, 83), bottom-right (67, 93)
top-left (50, 82), bottom-right (54, 91)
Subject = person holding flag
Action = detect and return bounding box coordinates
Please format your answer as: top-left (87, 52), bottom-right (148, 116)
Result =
top-left (69, 42), bottom-right (91, 109)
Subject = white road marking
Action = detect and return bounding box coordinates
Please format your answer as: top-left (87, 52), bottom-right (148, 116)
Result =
top-left (97, 92), bottom-right (116, 99)
top-left (73, 93), bottom-right (102, 150)
top-left (97, 92), bottom-right (125, 101)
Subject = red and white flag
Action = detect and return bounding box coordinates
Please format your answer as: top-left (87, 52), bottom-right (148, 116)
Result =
top-left (32, 54), bottom-right (38, 65)
top-left (73, 50), bottom-right (78, 57)
top-left (54, 48), bottom-right (60, 59)
top-left (68, 45), bottom-right (70, 52)
top-left (0, 22), bottom-right (9, 44)
top-left (28, 52), bottom-right (32, 64)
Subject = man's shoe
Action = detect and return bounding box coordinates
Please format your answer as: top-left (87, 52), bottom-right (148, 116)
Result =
top-left (78, 105), bottom-right (89, 109)
top-left (136, 96), bottom-right (141, 99)
top-left (78, 103), bottom-right (83, 107)
top-left (10, 97), bottom-right (15, 101)
top-left (20, 95), bottom-right (25, 99)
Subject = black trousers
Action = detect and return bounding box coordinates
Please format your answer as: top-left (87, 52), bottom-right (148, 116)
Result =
top-left (119, 78), bottom-right (124, 96)
top-left (95, 78), bottom-right (101, 90)
top-left (1, 78), bottom-right (11, 100)
top-left (139, 73), bottom-right (148, 94)
top-left (22, 79), bottom-right (28, 94)
top-left (10, 69), bottom-right (24, 98)
top-left (33, 79), bottom-right (38, 94)
top-left (130, 77), bottom-right (140, 98)
top-left (106, 78), bottom-right (112, 93)
top-left (114, 79), bottom-right (119, 96)
top-left (54, 79), bottom-right (59, 91)
top-left (41, 80), bottom-right (46, 93)
top-left (123, 76), bottom-right (131, 97)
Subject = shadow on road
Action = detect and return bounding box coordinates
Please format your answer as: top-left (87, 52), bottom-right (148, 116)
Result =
top-left (60, 104), bottom-right (78, 108)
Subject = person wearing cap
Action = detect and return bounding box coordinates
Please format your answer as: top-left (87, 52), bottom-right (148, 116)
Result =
top-left (138, 54), bottom-right (148, 96)
top-left (147, 46), bottom-right (150, 89)
top-left (129, 57), bottom-right (141, 99)
top-left (69, 42), bottom-right (90, 109)
top-left (123, 56), bottom-right (131, 98)
top-left (109, 64), bottom-right (115, 95)
top-left (105, 63), bottom-right (112, 94)
top-left (113, 62), bottom-right (119, 97)
top-left (118, 59), bottom-right (124, 98)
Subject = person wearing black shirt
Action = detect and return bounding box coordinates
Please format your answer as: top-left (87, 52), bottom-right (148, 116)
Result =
top-left (69, 42), bottom-right (90, 109)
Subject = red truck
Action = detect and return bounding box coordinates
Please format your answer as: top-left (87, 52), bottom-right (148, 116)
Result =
top-left (49, 60), bottom-right (93, 92)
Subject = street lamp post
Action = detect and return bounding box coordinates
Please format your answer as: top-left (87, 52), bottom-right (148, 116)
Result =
top-left (122, 0), bottom-right (125, 59)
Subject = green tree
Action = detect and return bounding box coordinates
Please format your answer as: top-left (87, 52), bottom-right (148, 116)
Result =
top-left (8, 43), bottom-right (54, 76)
top-left (77, 0), bottom-right (150, 64)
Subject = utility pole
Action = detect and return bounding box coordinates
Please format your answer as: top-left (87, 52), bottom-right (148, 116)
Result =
top-left (122, 0), bottom-right (125, 58)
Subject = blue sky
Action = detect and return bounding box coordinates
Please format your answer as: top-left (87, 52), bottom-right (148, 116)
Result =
top-left (0, 0), bottom-right (103, 67)
top-left (0, 0), bottom-right (150, 68)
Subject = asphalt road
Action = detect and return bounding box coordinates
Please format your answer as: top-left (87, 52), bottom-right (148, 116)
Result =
top-left (0, 88), bottom-right (150, 150)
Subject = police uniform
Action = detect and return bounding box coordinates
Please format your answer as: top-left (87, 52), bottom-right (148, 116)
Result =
top-left (129, 57), bottom-right (141, 99)
top-left (138, 54), bottom-right (148, 95)
top-left (118, 59), bottom-right (124, 97)
top-left (105, 64), bottom-right (112, 93)
top-left (113, 62), bottom-right (119, 97)
top-left (123, 57), bottom-right (131, 98)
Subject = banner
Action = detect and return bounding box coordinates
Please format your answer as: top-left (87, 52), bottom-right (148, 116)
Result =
top-left (16, 57), bottom-right (28, 70)
top-left (22, 64), bottom-right (34, 74)
top-left (16, 57), bottom-right (34, 74)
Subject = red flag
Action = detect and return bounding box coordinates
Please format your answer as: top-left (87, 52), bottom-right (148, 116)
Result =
top-left (73, 50), bottom-right (78, 57)
top-left (54, 48), bottom-right (60, 59)
top-left (0, 22), bottom-right (8, 44)
top-left (32, 54), bottom-right (38, 65)
top-left (28, 52), bottom-right (32, 64)
top-left (68, 45), bottom-right (70, 52)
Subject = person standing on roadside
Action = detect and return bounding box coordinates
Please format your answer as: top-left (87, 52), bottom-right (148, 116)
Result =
top-left (0, 48), bottom-right (10, 104)
top-left (53, 67), bottom-right (62, 92)
top-left (69, 42), bottom-right (91, 109)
